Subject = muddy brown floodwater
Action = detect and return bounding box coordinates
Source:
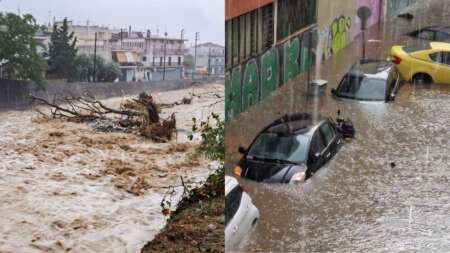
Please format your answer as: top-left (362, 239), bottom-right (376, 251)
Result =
top-left (0, 83), bottom-right (224, 253)
top-left (226, 1), bottom-right (450, 252)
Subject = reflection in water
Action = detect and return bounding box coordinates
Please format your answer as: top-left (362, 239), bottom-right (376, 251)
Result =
top-left (239, 86), bottom-right (449, 252)
top-left (226, 0), bottom-right (450, 251)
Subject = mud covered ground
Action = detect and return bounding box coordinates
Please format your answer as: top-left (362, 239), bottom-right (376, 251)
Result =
top-left (0, 83), bottom-right (224, 253)
top-left (142, 169), bottom-right (224, 253)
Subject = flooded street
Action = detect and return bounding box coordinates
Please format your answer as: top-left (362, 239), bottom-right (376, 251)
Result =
top-left (0, 83), bottom-right (224, 253)
top-left (239, 85), bottom-right (450, 252)
top-left (225, 0), bottom-right (450, 252)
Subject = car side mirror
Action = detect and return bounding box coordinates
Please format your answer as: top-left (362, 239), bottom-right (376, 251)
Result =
top-left (331, 88), bottom-right (337, 95)
top-left (238, 146), bottom-right (246, 154)
top-left (315, 152), bottom-right (321, 158)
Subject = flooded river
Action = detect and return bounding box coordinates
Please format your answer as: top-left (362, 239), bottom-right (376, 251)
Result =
top-left (0, 84), bottom-right (224, 253)
top-left (226, 1), bottom-right (450, 252)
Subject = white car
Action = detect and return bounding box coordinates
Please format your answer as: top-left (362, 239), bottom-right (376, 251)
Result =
top-left (225, 176), bottom-right (259, 251)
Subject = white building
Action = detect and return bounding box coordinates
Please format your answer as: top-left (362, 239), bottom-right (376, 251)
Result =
top-left (189, 42), bottom-right (225, 76)
top-left (53, 21), bottom-right (113, 62)
top-left (111, 30), bottom-right (187, 81)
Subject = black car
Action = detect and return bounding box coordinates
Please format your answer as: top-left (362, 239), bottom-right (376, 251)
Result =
top-left (235, 113), bottom-right (346, 184)
top-left (331, 59), bottom-right (401, 102)
top-left (407, 26), bottom-right (450, 43)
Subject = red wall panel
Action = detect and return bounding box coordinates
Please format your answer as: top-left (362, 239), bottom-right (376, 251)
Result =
top-left (225, 0), bottom-right (274, 20)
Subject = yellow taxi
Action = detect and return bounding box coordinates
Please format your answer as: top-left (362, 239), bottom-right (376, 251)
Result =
top-left (389, 42), bottom-right (450, 84)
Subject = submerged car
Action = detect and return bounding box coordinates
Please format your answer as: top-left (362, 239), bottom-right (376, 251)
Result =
top-left (390, 41), bottom-right (450, 84)
top-left (331, 59), bottom-right (401, 102)
top-left (407, 26), bottom-right (450, 43)
top-left (233, 113), bottom-right (349, 184)
top-left (225, 176), bottom-right (259, 251)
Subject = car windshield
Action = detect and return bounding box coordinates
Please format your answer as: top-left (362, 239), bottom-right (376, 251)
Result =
top-left (335, 75), bottom-right (387, 101)
top-left (247, 132), bottom-right (309, 163)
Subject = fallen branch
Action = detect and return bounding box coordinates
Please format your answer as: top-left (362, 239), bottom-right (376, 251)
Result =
top-left (31, 92), bottom-right (177, 142)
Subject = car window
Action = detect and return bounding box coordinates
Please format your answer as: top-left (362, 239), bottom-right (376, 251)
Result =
top-left (225, 186), bottom-right (243, 226)
top-left (320, 123), bottom-right (335, 145)
top-left (430, 52), bottom-right (450, 65)
top-left (336, 75), bottom-right (387, 101)
top-left (309, 130), bottom-right (326, 156)
top-left (247, 132), bottom-right (309, 163)
top-left (436, 32), bottom-right (450, 42)
top-left (402, 42), bottom-right (431, 53)
top-left (430, 52), bottom-right (441, 62)
top-left (443, 52), bottom-right (450, 65)
top-left (417, 30), bottom-right (434, 40)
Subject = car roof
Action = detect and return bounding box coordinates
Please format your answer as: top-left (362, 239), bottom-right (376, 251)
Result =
top-left (225, 175), bottom-right (239, 196)
top-left (263, 113), bottom-right (327, 135)
top-left (348, 59), bottom-right (391, 80)
top-left (430, 42), bottom-right (450, 50)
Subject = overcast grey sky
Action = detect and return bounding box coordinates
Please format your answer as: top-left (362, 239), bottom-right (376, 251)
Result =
top-left (0, 0), bottom-right (224, 46)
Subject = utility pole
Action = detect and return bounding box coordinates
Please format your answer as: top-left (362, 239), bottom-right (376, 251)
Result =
top-left (192, 32), bottom-right (199, 79)
top-left (180, 29), bottom-right (185, 40)
top-left (208, 47), bottom-right (211, 76)
top-left (120, 28), bottom-right (123, 49)
top-left (163, 32), bottom-right (168, 80)
top-left (93, 32), bottom-right (97, 82)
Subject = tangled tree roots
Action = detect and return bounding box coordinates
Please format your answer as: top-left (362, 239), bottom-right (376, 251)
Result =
top-left (31, 92), bottom-right (178, 142)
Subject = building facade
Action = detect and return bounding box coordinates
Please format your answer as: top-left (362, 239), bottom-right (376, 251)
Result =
top-left (225, 0), bottom-right (318, 121)
top-left (189, 42), bottom-right (225, 76)
top-left (225, 0), bottom-right (420, 122)
top-left (111, 30), bottom-right (186, 81)
top-left (54, 21), bottom-right (113, 62)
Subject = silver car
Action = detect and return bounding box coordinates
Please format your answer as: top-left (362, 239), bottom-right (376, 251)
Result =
top-left (225, 176), bottom-right (259, 251)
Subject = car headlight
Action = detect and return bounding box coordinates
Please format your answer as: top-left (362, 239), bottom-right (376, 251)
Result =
top-left (233, 165), bottom-right (242, 177)
top-left (290, 171), bottom-right (306, 184)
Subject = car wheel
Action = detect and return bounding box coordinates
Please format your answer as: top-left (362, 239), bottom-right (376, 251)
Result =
top-left (411, 73), bottom-right (433, 84)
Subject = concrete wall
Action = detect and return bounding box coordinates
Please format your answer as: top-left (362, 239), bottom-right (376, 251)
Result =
top-left (0, 80), bottom-right (32, 109)
top-left (316, 0), bottom-right (357, 60)
top-left (316, 0), bottom-right (386, 61)
top-left (0, 78), bottom-right (222, 110)
top-left (386, 0), bottom-right (418, 18)
top-left (225, 28), bottom-right (317, 122)
top-left (353, 0), bottom-right (383, 37)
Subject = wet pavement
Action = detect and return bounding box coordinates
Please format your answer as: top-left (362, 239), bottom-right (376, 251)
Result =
top-left (226, 0), bottom-right (450, 252)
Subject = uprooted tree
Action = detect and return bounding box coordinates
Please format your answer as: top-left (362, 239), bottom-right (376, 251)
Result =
top-left (31, 92), bottom-right (179, 142)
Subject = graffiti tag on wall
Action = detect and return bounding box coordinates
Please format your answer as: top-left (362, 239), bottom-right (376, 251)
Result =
top-left (225, 30), bottom-right (317, 122)
top-left (321, 16), bottom-right (352, 60)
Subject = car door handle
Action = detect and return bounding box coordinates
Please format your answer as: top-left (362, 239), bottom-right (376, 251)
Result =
top-left (326, 153), bottom-right (331, 159)
top-left (233, 225), bottom-right (238, 233)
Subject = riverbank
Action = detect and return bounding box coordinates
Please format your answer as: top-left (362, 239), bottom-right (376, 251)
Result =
top-left (141, 168), bottom-right (224, 253)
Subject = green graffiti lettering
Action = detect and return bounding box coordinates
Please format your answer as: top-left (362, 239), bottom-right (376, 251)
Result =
top-left (283, 37), bottom-right (300, 84)
top-left (300, 46), bottom-right (310, 72)
top-left (330, 16), bottom-right (351, 55)
top-left (242, 60), bottom-right (259, 112)
top-left (260, 48), bottom-right (279, 100)
top-left (225, 67), bottom-right (242, 121)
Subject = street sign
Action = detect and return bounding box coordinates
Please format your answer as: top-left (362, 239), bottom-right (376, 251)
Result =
top-left (357, 6), bottom-right (372, 31)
